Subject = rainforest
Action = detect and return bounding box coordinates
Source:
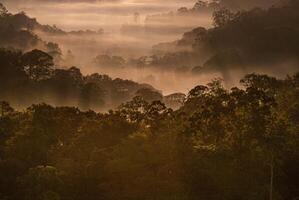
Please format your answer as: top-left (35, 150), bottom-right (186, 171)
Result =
top-left (0, 0), bottom-right (299, 199)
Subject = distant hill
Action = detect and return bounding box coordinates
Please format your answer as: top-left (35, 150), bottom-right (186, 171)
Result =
top-left (120, 1), bottom-right (216, 37)
top-left (142, 0), bottom-right (299, 77)
top-left (0, 3), bottom-right (103, 54)
top-left (0, 48), bottom-right (162, 111)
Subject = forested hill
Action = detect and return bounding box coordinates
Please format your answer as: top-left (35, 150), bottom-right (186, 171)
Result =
top-left (218, 0), bottom-right (280, 10)
top-left (149, 0), bottom-right (299, 76)
top-left (0, 72), bottom-right (299, 199)
top-left (0, 1), bottom-right (299, 199)
top-left (0, 3), bottom-right (103, 36)
top-left (0, 3), bottom-right (102, 55)
top-left (0, 48), bottom-right (165, 111)
top-left (0, 3), bottom-right (183, 111)
top-left (0, 2), bottom-right (65, 64)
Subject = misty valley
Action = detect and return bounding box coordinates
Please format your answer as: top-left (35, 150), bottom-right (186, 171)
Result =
top-left (0, 0), bottom-right (299, 200)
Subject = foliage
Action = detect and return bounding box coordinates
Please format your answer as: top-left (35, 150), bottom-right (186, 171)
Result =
top-left (0, 48), bottom-right (158, 111)
top-left (147, 1), bottom-right (299, 75)
top-left (0, 72), bottom-right (299, 200)
top-left (0, 3), bottom-right (8, 17)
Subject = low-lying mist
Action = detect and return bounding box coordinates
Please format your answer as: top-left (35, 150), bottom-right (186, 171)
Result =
top-left (2, 0), bottom-right (299, 101)
top-left (4, 0), bottom-right (196, 30)
top-left (29, 2), bottom-right (213, 95)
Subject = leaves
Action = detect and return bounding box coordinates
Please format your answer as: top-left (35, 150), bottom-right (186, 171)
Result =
top-left (1, 72), bottom-right (299, 199)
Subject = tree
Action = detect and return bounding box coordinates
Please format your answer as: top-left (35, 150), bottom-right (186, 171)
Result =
top-left (213, 8), bottom-right (235, 27)
top-left (134, 12), bottom-right (140, 24)
top-left (177, 7), bottom-right (189, 14)
top-left (193, 0), bottom-right (208, 10)
top-left (79, 82), bottom-right (105, 111)
top-left (17, 166), bottom-right (64, 200)
top-left (187, 85), bottom-right (208, 99)
top-left (94, 54), bottom-right (125, 68)
top-left (119, 96), bottom-right (149, 123)
top-left (45, 42), bottom-right (62, 63)
top-left (0, 101), bottom-right (14, 117)
top-left (135, 88), bottom-right (163, 103)
top-left (21, 50), bottom-right (54, 81)
top-left (0, 3), bottom-right (8, 17)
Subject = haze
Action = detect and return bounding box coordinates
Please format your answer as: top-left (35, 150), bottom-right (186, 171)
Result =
top-left (1, 0), bottom-right (295, 97)
top-left (4, 0), bottom-right (196, 30)
top-left (1, 1), bottom-right (299, 199)
top-left (2, 0), bottom-right (217, 95)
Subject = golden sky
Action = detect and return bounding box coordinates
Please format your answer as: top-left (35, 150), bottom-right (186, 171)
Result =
top-left (4, 0), bottom-right (196, 30)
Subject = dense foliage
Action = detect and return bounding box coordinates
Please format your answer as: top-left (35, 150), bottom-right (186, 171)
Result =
top-left (0, 5), bottom-right (62, 58)
top-left (0, 72), bottom-right (299, 200)
top-left (1, 1), bottom-right (299, 199)
top-left (147, 0), bottom-right (299, 75)
top-left (0, 48), bottom-right (160, 111)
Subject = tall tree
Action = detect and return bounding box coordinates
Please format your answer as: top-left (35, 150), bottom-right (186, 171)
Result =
top-left (213, 8), bottom-right (235, 27)
top-left (21, 49), bottom-right (54, 81)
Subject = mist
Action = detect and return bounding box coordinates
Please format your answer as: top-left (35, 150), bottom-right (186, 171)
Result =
top-left (9, 0), bottom-right (214, 95)
top-left (1, 0), bottom-right (298, 105)
top-left (3, 0), bottom-right (196, 30)
top-left (1, 1), bottom-right (299, 200)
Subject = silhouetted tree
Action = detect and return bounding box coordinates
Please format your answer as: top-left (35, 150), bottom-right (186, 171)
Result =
top-left (193, 0), bottom-right (208, 10)
top-left (135, 88), bottom-right (163, 103)
top-left (0, 3), bottom-right (8, 17)
top-left (21, 49), bottom-right (54, 81)
top-left (213, 8), bottom-right (235, 27)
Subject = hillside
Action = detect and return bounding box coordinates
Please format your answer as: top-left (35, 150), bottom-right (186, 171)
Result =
top-left (145, 0), bottom-right (299, 77)
top-left (0, 48), bottom-right (163, 111)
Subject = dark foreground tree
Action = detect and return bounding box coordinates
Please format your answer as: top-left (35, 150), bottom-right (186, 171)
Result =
top-left (0, 72), bottom-right (298, 200)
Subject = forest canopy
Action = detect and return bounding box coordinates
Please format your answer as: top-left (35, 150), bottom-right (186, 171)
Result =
top-left (0, 72), bottom-right (299, 199)
top-left (149, 0), bottom-right (299, 78)
top-left (0, 1), bottom-right (299, 200)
